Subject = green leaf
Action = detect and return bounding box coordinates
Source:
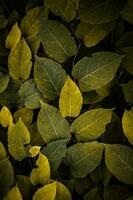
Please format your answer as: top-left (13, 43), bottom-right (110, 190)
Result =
top-left (59, 76), bottom-right (83, 117)
top-left (105, 144), bottom-right (133, 184)
top-left (42, 139), bottom-right (67, 173)
top-left (64, 141), bottom-right (105, 178)
top-left (13, 107), bottom-right (33, 126)
top-left (0, 141), bottom-right (6, 160)
top-left (122, 109), bottom-right (133, 145)
top-left (122, 80), bottom-right (133, 105)
top-left (0, 158), bottom-right (14, 197)
top-left (0, 106), bottom-right (13, 127)
top-left (8, 119), bottom-right (30, 161)
top-left (30, 152), bottom-right (50, 185)
top-left (78, 0), bottom-right (126, 24)
top-left (37, 102), bottom-right (70, 143)
top-left (5, 23), bottom-right (21, 50)
top-left (83, 91), bottom-right (105, 105)
top-left (3, 186), bottom-right (22, 200)
top-left (16, 175), bottom-right (32, 200)
top-left (33, 182), bottom-right (56, 200)
top-left (34, 56), bottom-right (67, 100)
top-left (71, 108), bottom-right (112, 142)
top-left (45, 0), bottom-right (76, 22)
top-left (8, 38), bottom-right (32, 81)
top-left (74, 178), bottom-right (92, 195)
top-left (83, 187), bottom-right (102, 200)
top-left (20, 6), bottom-right (44, 36)
top-left (0, 79), bottom-right (22, 108)
top-left (72, 52), bottom-right (122, 92)
top-left (19, 79), bottom-right (46, 109)
top-left (115, 31), bottom-right (133, 49)
top-left (0, 74), bottom-right (10, 94)
top-left (39, 20), bottom-right (77, 63)
top-left (121, 0), bottom-right (133, 25)
top-left (76, 22), bottom-right (114, 47)
top-left (104, 185), bottom-right (133, 200)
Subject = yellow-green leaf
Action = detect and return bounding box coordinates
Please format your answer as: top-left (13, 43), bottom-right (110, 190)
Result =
top-left (3, 186), bottom-right (22, 200)
top-left (55, 181), bottom-right (72, 200)
top-left (5, 22), bottom-right (21, 50)
top-left (13, 107), bottom-right (33, 126)
top-left (33, 182), bottom-right (56, 200)
top-left (122, 109), bottom-right (133, 145)
top-left (8, 38), bottom-right (32, 81)
top-left (30, 152), bottom-right (50, 185)
top-left (8, 119), bottom-right (30, 161)
top-left (29, 146), bottom-right (41, 157)
top-left (0, 106), bottom-right (13, 127)
top-left (59, 76), bottom-right (83, 117)
top-left (0, 141), bottom-right (6, 160)
top-left (0, 74), bottom-right (10, 94)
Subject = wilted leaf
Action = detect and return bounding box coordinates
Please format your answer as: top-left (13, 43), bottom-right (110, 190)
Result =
top-left (30, 152), bottom-right (50, 185)
top-left (122, 109), bottom-right (133, 145)
top-left (8, 119), bottom-right (30, 161)
top-left (64, 141), bottom-right (105, 178)
top-left (72, 52), bottom-right (122, 91)
top-left (71, 108), bottom-right (112, 142)
top-left (34, 56), bottom-right (67, 99)
top-left (39, 20), bottom-right (77, 63)
top-left (37, 102), bottom-right (70, 143)
top-left (8, 38), bottom-right (32, 81)
top-left (59, 76), bottom-right (83, 117)
top-left (5, 22), bottom-right (21, 50)
top-left (105, 144), bottom-right (133, 184)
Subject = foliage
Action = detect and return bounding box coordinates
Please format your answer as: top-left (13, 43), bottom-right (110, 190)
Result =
top-left (0, 0), bottom-right (133, 199)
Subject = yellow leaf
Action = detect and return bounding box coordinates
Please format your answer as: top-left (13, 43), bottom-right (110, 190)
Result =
top-left (29, 146), bottom-right (41, 157)
top-left (5, 22), bottom-right (21, 50)
top-left (30, 152), bottom-right (50, 185)
top-left (33, 182), bottom-right (56, 200)
top-left (3, 186), bottom-right (23, 200)
top-left (0, 106), bottom-right (13, 127)
top-left (59, 76), bottom-right (83, 117)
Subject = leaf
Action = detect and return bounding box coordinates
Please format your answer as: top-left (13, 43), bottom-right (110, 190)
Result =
top-left (78, 0), bottom-right (126, 24)
top-left (30, 152), bottom-right (50, 185)
top-left (8, 38), bottom-right (32, 81)
top-left (16, 175), bottom-right (32, 200)
top-left (0, 158), bottom-right (14, 197)
top-left (74, 178), bottom-right (92, 195)
top-left (34, 56), bottom-right (67, 99)
top-left (8, 119), bottom-right (30, 161)
top-left (13, 107), bottom-right (33, 126)
top-left (83, 91), bottom-right (105, 105)
top-left (105, 144), bottom-right (133, 184)
top-left (26, 34), bottom-right (40, 55)
top-left (103, 185), bottom-right (133, 200)
top-left (3, 186), bottom-right (22, 200)
top-left (0, 79), bottom-right (22, 108)
top-left (37, 102), bottom-right (70, 143)
top-left (0, 106), bottom-right (13, 127)
top-left (59, 76), bottom-right (83, 117)
top-left (55, 181), bottom-right (72, 200)
top-left (76, 22), bottom-right (114, 47)
top-left (122, 80), bottom-right (133, 105)
top-left (72, 51), bottom-right (122, 92)
top-left (39, 20), bottom-right (77, 63)
top-left (115, 31), bottom-right (133, 49)
top-left (45, 0), bottom-right (76, 22)
top-left (64, 141), bottom-right (105, 178)
top-left (42, 139), bottom-right (67, 173)
top-left (121, 0), bottom-right (133, 25)
top-left (0, 74), bottom-right (10, 94)
top-left (122, 109), bottom-right (133, 145)
top-left (20, 6), bottom-right (44, 36)
top-left (5, 22), bottom-right (21, 50)
top-left (33, 182), bottom-right (56, 200)
top-left (83, 187), bottom-right (102, 200)
top-left (19, 79), bottom-right (46, 109)
top-left (0, 142), bottom-right (6, 160)
top-left (28, 122), bottom-right (43, 146)
top-left (71, 108), bottom-right (112, 142)
top-left (29, 146), bottom-right (41, 157)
